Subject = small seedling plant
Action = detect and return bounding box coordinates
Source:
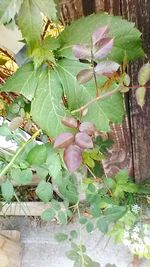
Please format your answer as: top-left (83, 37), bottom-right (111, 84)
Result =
top-left (0, 1), bottom-right (150, 266)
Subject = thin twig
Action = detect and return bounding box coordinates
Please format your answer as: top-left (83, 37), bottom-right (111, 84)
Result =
top-left (71, 85), bottom-right (120, 114)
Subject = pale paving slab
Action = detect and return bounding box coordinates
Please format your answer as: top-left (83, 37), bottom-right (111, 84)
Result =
top-left (0, 217), bottom-right (149, 267)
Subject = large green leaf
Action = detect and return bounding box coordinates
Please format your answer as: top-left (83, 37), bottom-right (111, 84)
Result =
top-left (0, 63), bottom-right (39, 101)
top-left (18, 0), bottom-right (43, 50)
top-left (56, 59), bottom-right (125, 132)
top-left (0, 0), bottom-right (23, 24)
top-left (34, 0), bottom-right (57, 20)
top-left (58, 13), bottom-right (144, 62)
top-left (31, 68), bottom-right (68, 137)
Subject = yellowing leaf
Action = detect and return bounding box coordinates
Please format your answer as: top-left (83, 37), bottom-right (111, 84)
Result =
top-left (136, 86), bottom-right (146, 108)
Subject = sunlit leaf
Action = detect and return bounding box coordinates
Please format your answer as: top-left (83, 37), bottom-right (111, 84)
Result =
top-left (34, 0), bottom-right (57, 20)
top-left (18, 0), bottom-right (43, 50)
top-left (64, 145), bottom-right (82, 172)
top-left (26, 144), bottom-right (48, 165)
top-left (54, 132), bottom-right (74, 149)
top-left (135, 86), bottom-right (146, 108)
top-left (54, 233), bottom-right (68, 242)
top-left (0, 0), bottom-right (23, 24)
top-left (75, 132), bottom-right (93, 149)
top-left (138, 63), bottom-right (150, 86)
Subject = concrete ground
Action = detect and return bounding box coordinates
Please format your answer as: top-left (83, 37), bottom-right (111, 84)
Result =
top-left (0, 217), bottom-right (149, 267)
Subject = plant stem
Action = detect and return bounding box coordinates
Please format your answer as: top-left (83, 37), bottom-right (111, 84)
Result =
top-left (0, 129), bottom-right (41, 179)
top-left (71, 85), bottom-right (120, 114)
top-left (91, 47), bottom-right (99, 97)
top-left (76, 202), bottom-right (85, 267)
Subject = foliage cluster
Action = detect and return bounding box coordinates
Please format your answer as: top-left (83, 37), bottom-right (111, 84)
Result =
top-left (0, 1), bottom-right (150, 266)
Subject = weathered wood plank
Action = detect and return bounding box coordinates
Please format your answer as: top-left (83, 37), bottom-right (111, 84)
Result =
top-left (121, 0), bottom-right (150, 182)
top-left (0, 202), bottom-right (53, 216)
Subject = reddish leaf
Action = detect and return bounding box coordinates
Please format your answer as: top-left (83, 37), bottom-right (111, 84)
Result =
top-left (92, 26), bottom-right (109, 45)
top-left (64, 145), bottom-right (82, 172)
top-left (138, 63), bottom-right (150, 86)
top-left (95, 61), bottom-right (120, 76)
top-left (54, 133), bottom-right (74, 149)
top-left (135, 86), bottom-right (146, 108)
top-left (94, 38), bottom-right (114, 59)
top-left (72, 44), bottom-right (91, 59)
top-left (79, 122), bottom-right (96, 136)
top-left (77, 69), bottom-right (93, 84)
top-left (75, 132), bottom-right (93, 149)
top-left (62, 117), bottom-right (78, 128)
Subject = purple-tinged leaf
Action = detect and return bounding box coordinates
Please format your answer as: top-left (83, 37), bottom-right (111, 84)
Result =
top-left (77, 69), bottom-right (93, 84)
top-left (95, 61), bottom-right (120, 76)
top-left (54, 133), bottom-right (74, 149)
top-left (135, 86), bottom-right (146, 108)
top-left (75, 132), bottom-right (93, 149)
top-left (64, 145), bottom-right (82, 172)
top-left (62, 117), bottom-right (78, 128)
top-left (92, 26), bottom-right (109, 46)
top-left (72, 44), bottom-right (91, 59)
top-left (79, 122), bottom-right (96, 136)
top-left (94, 38), bottom-right (114, 59)
top-left (138, 63), bottom-right (150, 86)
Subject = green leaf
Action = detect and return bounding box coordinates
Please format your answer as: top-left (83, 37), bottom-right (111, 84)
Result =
top-left (0, 63), bottom-right (39, 101)
top-left (54, 233), bottom-right (68, 242)
top-left (58, 210), bottom-right (67, 225)
top-left (51, 199), bottom-right (61, 211)
top-left (31, 47), bottom-right (55, 69)
top-left (56, 59), bottom-right (125, 132)
top-left (11, 168), bottom-right (32, 185)
top-left (70, 230), bottom-right (78, 239)
top-left (26, 144), bottom-right (48, 166)
top-left (18, 0), bottom-right (43, 50)
top-left (86, 221), bottom-right (94, 233)
top-left (58, 172), bottom-right (79, 204)
top-left (34, 0), bottom-right (57, 20)
top-left (36, 180), bottom-right (53, 203)
top-left (0, 0), bottom-right (23, 24)
top-left (46, 145), bottom-right (62, 180)
top-left (0, 125), bottom-right (12, 136)
top-left (41, 208), bottom-right (56, 221)
top-left (79, 216), bottom-right (87, 224)
top-left (97, 218), bottom-right (109, 233)
top-left (1, 180), bottom-right (14, 202)
top-left (66, 250), bottom-right (79, 261)
top-left (104, 206), bottom-right (127, 222)
top-left (58, 13), bottom-right (144, 62)
top-left (31, 68), bottom-right (69, 137)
